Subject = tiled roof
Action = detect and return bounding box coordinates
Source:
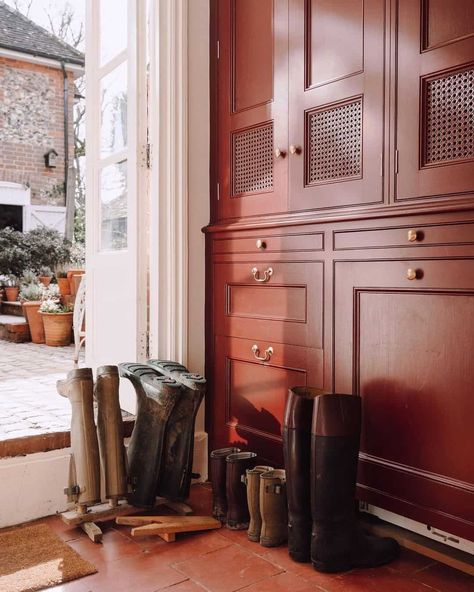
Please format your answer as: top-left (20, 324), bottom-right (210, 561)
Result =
top-left (0, 1), bottom-right (84, 66)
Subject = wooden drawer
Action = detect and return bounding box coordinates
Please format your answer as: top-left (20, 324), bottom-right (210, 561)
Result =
top-left (213, 232), bottom-right (323, 255)
top-left (214, 261), bottom-right (323, 348)
top-left (333, 221), bottom-right (474, 251)
top-left (212, 335), bottom-right (323, 465)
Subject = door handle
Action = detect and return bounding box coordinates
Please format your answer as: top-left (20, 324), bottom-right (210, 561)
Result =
top-left (252, 344), bottom-right (274, 362)
top-left (251, 267), bottom-right (273, 283)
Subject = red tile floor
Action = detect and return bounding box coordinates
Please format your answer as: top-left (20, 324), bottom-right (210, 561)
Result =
top-left (21, 484), bottom-right (474, 592)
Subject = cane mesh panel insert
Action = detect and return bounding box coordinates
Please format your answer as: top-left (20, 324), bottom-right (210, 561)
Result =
top-left (424, 68), bottom-right (474, 165)
top-left (232, 123), bottom-right (273, 195)
top-left (307, 99), bottom-right (362, 184)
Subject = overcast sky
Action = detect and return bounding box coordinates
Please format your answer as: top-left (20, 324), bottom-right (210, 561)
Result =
top-left (4, 0), bottom-right (85, 50)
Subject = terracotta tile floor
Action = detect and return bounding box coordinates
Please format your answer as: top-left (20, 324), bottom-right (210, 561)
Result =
top-left (9, 484), bottom-right (472, 592)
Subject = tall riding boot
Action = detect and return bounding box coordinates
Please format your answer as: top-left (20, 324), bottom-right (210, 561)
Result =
top-left (311, 394), bottom-right (399, 572)
top-left (57, 368), bottom-right (100, 510)
top-left (226, 451), bottom-right (257, 530)
top-left (210, 447), bottom-right (242, 521)
top-left (119, 363), bottom-right (180, 508)
top-left (283, 387), bottom-right (327, 562)
top-left (259, 469), bottom-right (288, 547)
top-left (245, 465), bottom-right (273, 541)
top-left (95, 365), bottom-right (128, 505)
top-left (147, 359), bottom-right (206, 502)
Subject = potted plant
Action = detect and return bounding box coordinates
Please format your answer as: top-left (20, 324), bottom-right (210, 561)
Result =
top-left (4, 275), bottom-right (19, 302)
top-left (39, 299), bottom-right (74, 346)
top-left (19, 282), bottom-right (45, 344)
top-left (0, 274), bottom-right (8, 301)
top-left (56, 270), bottom-right (71, 297)
top-left (38, 266), bottom-right (53, 287)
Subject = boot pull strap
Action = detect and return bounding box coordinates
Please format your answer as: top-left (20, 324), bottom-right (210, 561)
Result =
top-left (265, 484), bottom-right (283, 495)
top-left (241, 474), bottom-right (248, 485)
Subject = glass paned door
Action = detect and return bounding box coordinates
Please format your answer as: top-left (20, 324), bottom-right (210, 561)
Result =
top-left (86, 0), bottom-right (147, 411)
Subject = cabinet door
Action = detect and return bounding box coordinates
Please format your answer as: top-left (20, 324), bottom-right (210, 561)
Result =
top-left (334, 259), bottom-right (474, 542)
top-left (288, 0), bottom-right (385, 212)
top-left (396, 1), bottom-right (474, 201)
top-left (213, 335), bottom-right (323, 465)
top-left (217, 0), bottom-right (288, 220)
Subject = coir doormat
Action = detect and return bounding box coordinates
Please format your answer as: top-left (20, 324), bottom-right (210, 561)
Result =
top-left (0, 523), bottom-right (97, 592)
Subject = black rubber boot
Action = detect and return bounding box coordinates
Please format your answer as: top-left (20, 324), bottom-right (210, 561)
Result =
top-left (283, 387), bottom-right (327, 562)
top-left (311, 394), bottom-right (399, 573)
top-left (210, 447), bottom-right (242, 521)
top-left (119, 363), bottom-right (180, 508)
top-left (147, 359), bottom-right (206, 502)
top-left (226, 451), bottom-right (257, 530)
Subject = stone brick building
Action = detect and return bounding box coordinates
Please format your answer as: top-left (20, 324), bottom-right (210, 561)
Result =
top-left (0, 1), bottom-right (84, 235)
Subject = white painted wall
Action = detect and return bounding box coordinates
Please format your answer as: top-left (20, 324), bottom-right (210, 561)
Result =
top-left (187, 0), bottom-right (210, 447)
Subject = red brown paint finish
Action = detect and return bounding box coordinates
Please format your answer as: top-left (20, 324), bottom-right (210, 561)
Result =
top-left (207, 0), bottom-right (474, 543)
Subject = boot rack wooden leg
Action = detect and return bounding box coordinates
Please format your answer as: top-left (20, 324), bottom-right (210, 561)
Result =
top-left (81, 522), bottom-right (103, 543)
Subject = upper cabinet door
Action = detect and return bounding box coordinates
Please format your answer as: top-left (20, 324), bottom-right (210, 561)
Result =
top-left (288, 0), bottom-right (386, 212)
top-left (396, 1), bottom-right (474, 202)
top-left (217, 0), bottom-right (288, 220)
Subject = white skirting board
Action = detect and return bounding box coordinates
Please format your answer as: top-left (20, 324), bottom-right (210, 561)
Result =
top-left (0, 431), bottom-right (208, 529)
top-left (360, 502), bottom-right (474, 556)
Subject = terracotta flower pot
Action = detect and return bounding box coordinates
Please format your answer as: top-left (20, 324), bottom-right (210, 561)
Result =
top-left (68, 269), bottom-right (85, 296)
top-left (22, 301), bottom-right (45, 344)
top-left (40, 312), bottom-right (73, 346)
top-left (57, 277), bottom-right (71, 297)
top-left (39, 276), bottom-right (52, 287)
top-left (5, 286), bottom-right (19, 302)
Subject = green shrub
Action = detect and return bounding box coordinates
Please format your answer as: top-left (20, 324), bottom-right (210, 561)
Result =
top-left (0, 228), bottom-right (30, 276)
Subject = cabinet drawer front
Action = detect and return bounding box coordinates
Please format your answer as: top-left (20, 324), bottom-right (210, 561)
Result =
top-left (214, 261), bottom-right (323, 348)
top-left (213, 232), bottom-right (324, 254)
top-left (334, 221), bottom-right (474, 250)
top-left (213, 335), bottom-right (323, 465)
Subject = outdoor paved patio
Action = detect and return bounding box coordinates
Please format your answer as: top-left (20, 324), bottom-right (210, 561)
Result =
top-left (0, 340), bottom-right (83, 441)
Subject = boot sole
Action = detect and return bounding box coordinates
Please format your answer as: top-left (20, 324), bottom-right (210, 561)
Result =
top-left (311, 560), bottom-right (351, 573)
top-left (226, 522), bottom-right (249, 530)
top-left (247, 533), bottom-right (260, 542)
top-left (260, 537), bottom-right (287, 547)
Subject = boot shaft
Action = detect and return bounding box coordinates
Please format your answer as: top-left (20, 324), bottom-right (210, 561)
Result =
top-left (259, 469), bottom-right (288, 547)
top-left (210, 447), bottom-right (241, 520)
top-left (226, 451), bottom-right (257, 529)
top-left (245, 465), bottom-right (273, 541)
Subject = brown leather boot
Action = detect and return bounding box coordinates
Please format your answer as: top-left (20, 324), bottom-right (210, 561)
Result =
top-left (226, 451), bottom-right (257, 529)
top-left (210, 447), bottom-right (241, 521)
top-left (57, 368), bottom-right (101, 510)
top-left (283, 387), bottom-right (327, 562)
top-left (311, 395), bottom-right (399, 572)
top-left (95, 365), bottom-right (128, 505)
top-left (259, 469), bottom-right (288, 547)
top-left (245, 465), bottom-right (274, 541)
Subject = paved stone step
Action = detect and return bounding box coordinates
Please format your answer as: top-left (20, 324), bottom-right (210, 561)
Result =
top-left (0, 301), bottom-right (24, 317)
top-left (0, 314), bottom-right (31, 343)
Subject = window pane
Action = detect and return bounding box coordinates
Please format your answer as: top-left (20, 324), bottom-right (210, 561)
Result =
top-left (101, 63), bottom-right (128, 156)
top-left (100, 0), bottom-right (127, 65)
top-left (100, 161), bottom-right (128, 250)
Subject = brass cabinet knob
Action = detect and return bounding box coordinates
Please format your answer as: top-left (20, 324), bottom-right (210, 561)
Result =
top-left (256, 239), bottom-right (266, 250)
top-left (274, 147), bottom-right (285, 159)
top-left (251, 266), bottom-right (273, 283)
top-left (252, 344), bottom-right (274, 362)
top-left (408, 230), bottom-right (419, 242)
top-left (406, 268), bottom-right (418, 280)
top-left (289, 144), bottom-right (301, 155)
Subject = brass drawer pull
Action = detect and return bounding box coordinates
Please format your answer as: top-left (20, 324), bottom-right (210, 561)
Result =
top-left (407, 268), bottom-right (419, 280)
top-left (252, 344), bottom-right (274, 362)
top-left (408, 230), bottom-right (420, 242)
top-left (289, 144), bottom-right (301, 155)
top-left (274, 147), bottom-right (286, 159)
top-left (256, 239), bottom-right (266, 250)
top-left (251, 266), bottom-right (273, 283)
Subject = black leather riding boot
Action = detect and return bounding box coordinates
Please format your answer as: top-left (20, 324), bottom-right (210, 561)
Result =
top-left (225, 451), bottom-right (257, 530)
top-left (311, 394), bottom-right (399, 572)
top-left (210, 447), bottom-right (242, 521)
top-left (283, 387), bottom-right (327, 562)
top-left (147, 359), bottom-right (206, 502)
top-left (119, 363), bottom-right (180, 508)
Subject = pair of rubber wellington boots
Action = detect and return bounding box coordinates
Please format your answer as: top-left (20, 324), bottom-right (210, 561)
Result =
top-left (57, 366), bottom-right (127, 511)
top-left (119, 360), bottom-right (205, 508)
top-left (245, 466), bottom-right (288, 547)
top-left (210, 448), bottom-right (258, 529)
top-left (283, 388), bottom-right (400, 573)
